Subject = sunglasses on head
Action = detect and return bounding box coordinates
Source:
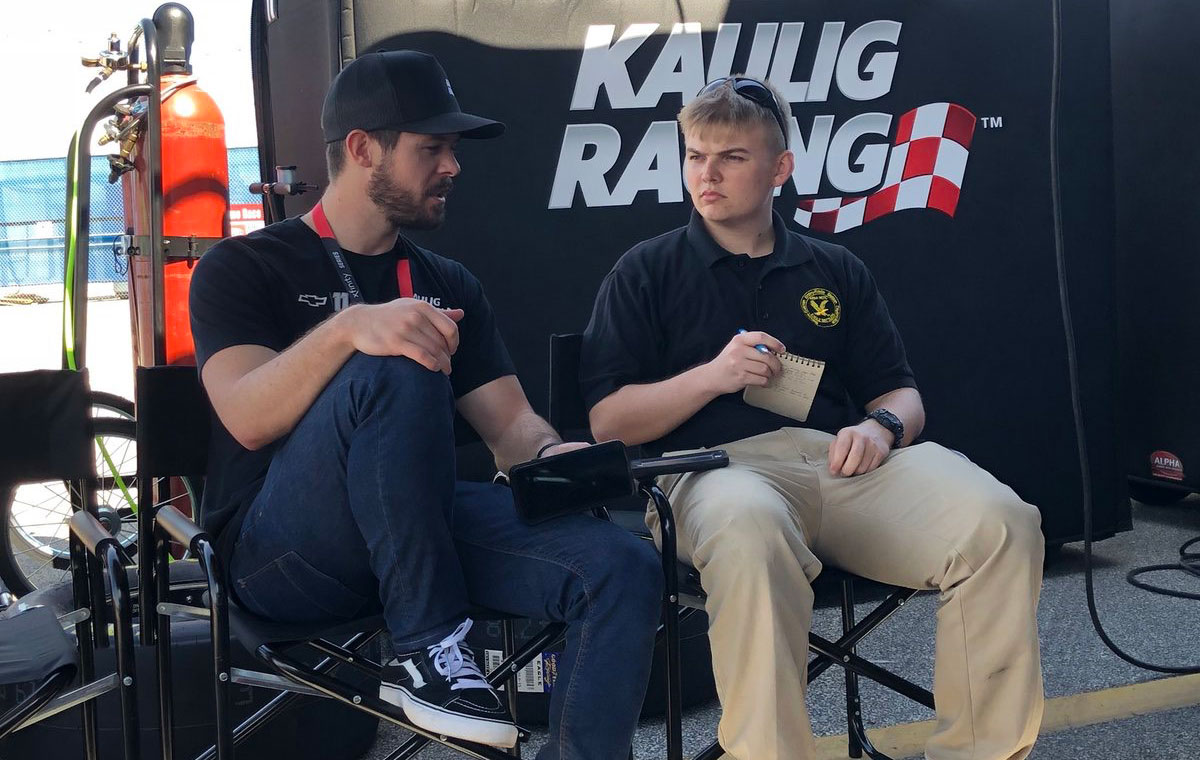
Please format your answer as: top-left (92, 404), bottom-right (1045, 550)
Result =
top-left (699, 76), bottom-right (789, 147)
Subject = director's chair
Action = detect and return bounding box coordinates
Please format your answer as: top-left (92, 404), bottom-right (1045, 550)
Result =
top-left (134, 364), bottom-right (568, 760)
top-left (0, 369), bottom-right (142, 758)
top-left (548, 333), bottom-right (935, 760)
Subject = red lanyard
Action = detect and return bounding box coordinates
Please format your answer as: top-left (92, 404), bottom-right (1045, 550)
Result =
top-left (311, 202), bottom-right (413, 302)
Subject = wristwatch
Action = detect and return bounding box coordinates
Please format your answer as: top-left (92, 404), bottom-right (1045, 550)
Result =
top-left (864, 408), bottom-right (905, 449)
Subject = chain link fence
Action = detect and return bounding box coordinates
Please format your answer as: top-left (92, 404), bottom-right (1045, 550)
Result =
top-left (0, 146), bottom-right (262, 292)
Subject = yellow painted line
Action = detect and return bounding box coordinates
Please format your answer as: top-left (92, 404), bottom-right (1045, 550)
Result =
top-left (812, 673), bottom-right (1200, 759)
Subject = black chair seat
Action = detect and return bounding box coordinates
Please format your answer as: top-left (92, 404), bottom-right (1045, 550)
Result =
top-left (129, 558), bottom-right (210, 589)
top-left (228, 601), bottom-right (531, 656)
top-left (0, 607), bottom-right (77, 686)
top-left (227, 604), bottom-right (387, 655)
top-left (0, 606), bottom-right (81, 742)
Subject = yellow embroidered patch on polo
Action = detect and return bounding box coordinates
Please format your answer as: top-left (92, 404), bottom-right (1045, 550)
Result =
top-left (800, 288), bottom-right (841, 327)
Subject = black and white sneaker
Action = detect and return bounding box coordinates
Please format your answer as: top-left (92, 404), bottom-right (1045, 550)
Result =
top-left (380, 618), bottom-right (517, 748)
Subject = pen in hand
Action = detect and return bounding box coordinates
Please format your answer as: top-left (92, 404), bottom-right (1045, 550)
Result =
top-left (737, 328), bottom-right (772, 354)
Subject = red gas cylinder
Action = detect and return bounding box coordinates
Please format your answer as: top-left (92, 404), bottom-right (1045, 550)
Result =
top-left (124, 72), bottom-right (230, 367)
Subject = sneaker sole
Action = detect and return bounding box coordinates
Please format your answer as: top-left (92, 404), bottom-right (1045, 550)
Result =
top-left (380, 683), bottom-right (518, 748)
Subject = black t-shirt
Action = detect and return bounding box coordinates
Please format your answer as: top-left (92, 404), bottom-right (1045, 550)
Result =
top-left (189, 217), bottom-right (516, 559)
top-left (580, 210), bottom-right (916, 455)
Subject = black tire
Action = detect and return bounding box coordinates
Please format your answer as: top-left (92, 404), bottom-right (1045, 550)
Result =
top-left (91, 391), bottom-right (135, 420)
top-left (0, 417), bottom-right (196, 596)
top-left (1128, 480), bottom-right (1191, 506)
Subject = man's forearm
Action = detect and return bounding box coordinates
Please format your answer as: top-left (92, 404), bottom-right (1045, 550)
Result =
top-left (490, 410), bottom-right (560, 473)
top-left (866, 386), bottom-right (925, 446)
top-left (205, 308), bottom-right (360, 450)
top-left (589, 364), bottom-right (719, 446)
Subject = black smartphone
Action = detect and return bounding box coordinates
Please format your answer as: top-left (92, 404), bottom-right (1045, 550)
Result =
top-left (509, 440), bottom-right (634, 524)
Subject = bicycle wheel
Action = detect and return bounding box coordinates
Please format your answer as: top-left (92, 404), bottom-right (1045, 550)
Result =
top-left (0, 417), bottom-right (196, 596)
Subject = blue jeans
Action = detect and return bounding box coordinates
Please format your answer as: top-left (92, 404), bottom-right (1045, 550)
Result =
top-left (228, 353), bottom-right (663, 760)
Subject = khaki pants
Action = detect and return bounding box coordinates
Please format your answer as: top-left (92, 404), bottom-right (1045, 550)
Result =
top-left (648, 428), bottom-right (1045, 760)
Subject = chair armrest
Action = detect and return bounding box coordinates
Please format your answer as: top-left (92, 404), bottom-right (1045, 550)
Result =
top-left (630, 450), bottom-right (729, 480)
top-left (155, 504), bottom-right (204, 549)
top-left (68, 511), bottom-right (120, 557)
top-left (68, 511), bottom-right (137, 670)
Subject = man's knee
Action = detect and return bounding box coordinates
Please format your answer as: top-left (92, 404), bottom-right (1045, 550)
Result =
top-left (336, 353), bottom-right (453, 410)
top-left (691, 498), bottom-right (815, 584)
top-left (695, 496), bottom-right (800, 555)
top-left (963, 493), bottom-right (1045, 568)
top-left (341, 352), bottom-right (445, 386)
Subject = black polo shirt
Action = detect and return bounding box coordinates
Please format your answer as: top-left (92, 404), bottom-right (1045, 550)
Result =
top-left (580, 210), bottom-right (916, 455)
top-left (189, 217), bottom-right (516, 561)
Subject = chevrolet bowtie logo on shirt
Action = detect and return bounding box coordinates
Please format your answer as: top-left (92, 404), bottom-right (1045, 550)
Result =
top-left (298, 294), bottom-right (328, 307)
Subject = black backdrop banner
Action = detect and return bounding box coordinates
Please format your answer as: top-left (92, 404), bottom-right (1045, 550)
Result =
top-left (1111, 0), bottom-right (1200, 497)
top-left (257, 0), bottom-right (1128, 544)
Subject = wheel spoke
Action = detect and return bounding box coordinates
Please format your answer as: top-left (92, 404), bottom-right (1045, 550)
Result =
top-left (11, 492), bottom-right (71, 512)
top-left (13, 549), bottom-right (60, 570)
top-left (6, 521), bottom-right (73, 530)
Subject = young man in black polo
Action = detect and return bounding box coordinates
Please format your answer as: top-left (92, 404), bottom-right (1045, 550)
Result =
top-left (189, 51), bottom-right (662, 755)
top-left (580, 77), bottom-right (1045, 760)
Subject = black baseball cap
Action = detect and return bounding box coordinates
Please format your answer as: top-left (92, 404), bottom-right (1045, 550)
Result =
top-left (321, 50), bottom-right (505, 142)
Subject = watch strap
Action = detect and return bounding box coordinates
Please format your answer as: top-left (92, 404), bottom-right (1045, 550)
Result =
top-left (865, 408), bottom-right (904, 449)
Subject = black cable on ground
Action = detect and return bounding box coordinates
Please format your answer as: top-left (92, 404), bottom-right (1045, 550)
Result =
top-left (1125, 536), bottom-right (1200, 601)
top-left (1049, 0), bottom-right (1200, 674)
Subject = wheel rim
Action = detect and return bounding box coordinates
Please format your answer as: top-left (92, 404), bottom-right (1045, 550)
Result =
top-left (7, 427), bottom-right (139, 587)
top-left (3, 417), bottom-right (195, 594)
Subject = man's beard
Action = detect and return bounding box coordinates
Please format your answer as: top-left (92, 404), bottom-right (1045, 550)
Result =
top-left (367, 165), bottom-right (451, 231)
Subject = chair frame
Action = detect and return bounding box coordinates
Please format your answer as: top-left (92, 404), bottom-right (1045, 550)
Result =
top-left (0, 665), bottom-right (76, 740)
top-left (70, 510), bottom-right (142, 760)
top-left (548, 333), bottom-right (934, 760)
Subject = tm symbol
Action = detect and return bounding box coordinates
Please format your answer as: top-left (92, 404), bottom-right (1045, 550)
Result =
top-left (979, 116), bottom-right (1004, 129)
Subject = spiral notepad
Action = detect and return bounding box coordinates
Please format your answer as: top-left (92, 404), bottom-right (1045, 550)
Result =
top-left (743, 352), bottom-right (826, 422)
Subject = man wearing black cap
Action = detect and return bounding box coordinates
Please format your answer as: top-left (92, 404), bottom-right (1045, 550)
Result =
top-left (188, 51), bottom-right (662, 754)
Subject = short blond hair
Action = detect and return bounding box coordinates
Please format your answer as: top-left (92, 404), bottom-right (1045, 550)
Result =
top-left (679, 76), bottom-right (791, 153)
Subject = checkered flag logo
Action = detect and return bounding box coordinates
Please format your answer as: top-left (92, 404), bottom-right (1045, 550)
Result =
top-left (794, 103), bottom-right (977, 233)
